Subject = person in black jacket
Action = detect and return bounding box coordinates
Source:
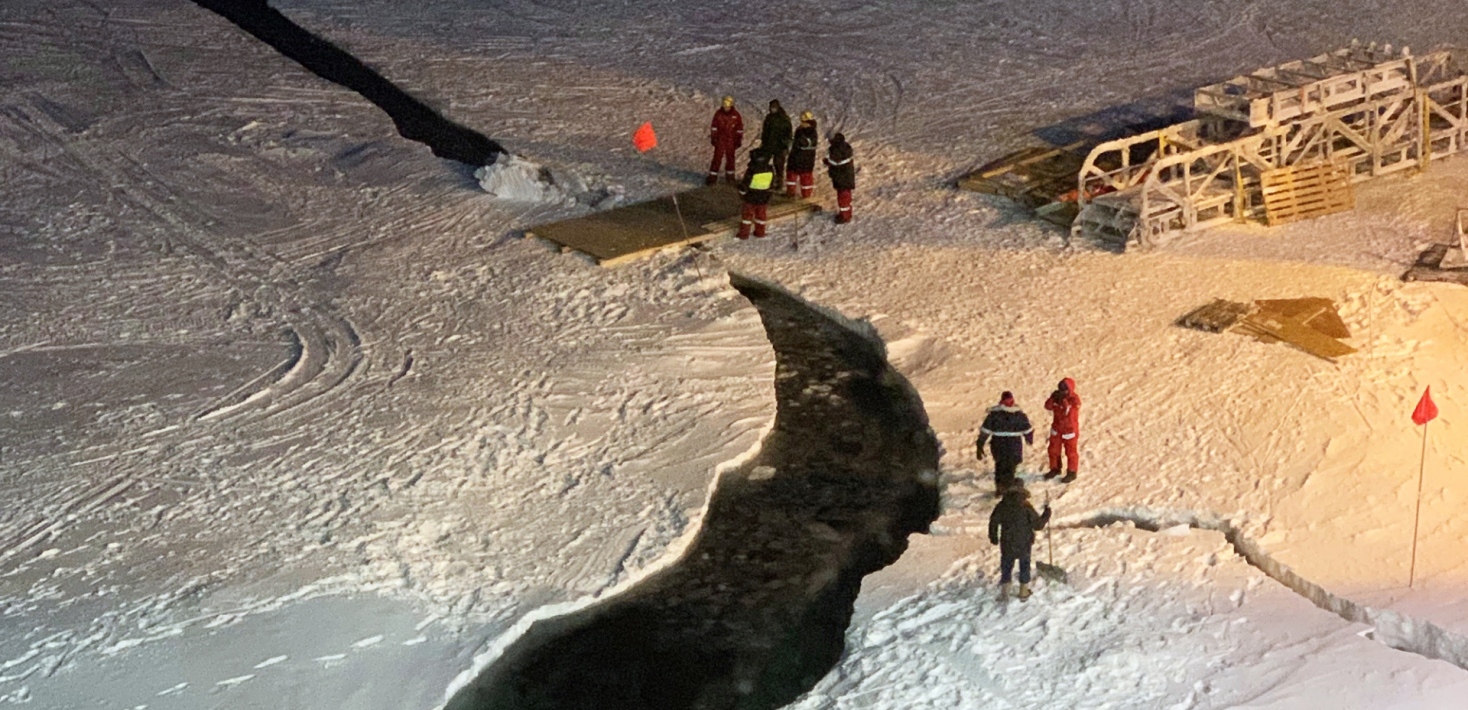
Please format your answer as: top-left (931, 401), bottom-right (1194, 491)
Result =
top-left (785, 111), bottom-right (818, 198)
top-left (988, 486), bottom-right (1051, 600)
top-left (760, 100), bottom-right (793, 186)
top-left (823, 132), bottom-right (856, 224)
top-left (976, 391), bottom-right (1034, 490)
top-left (736, 149), bottom-right (776, 239)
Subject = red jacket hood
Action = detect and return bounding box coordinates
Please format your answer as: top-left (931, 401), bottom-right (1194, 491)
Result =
top-left (1061, 377), bottom-right (1077, 394)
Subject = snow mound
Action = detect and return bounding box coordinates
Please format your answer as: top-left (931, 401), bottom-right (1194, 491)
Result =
top-left (474, 154), bottom-right (584, 204)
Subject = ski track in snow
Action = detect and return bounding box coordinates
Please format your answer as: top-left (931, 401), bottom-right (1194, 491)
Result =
top-left (3, 0), bottom-right (1468, 707)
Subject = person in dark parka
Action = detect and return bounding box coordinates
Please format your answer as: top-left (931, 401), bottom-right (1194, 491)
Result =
top-left (785, 111), bottom-right (818, 198)
top-left (736, 148), bottom-right (776, 239)
top-left (976, 391), bottom-right (1034, 490)
top-left (760, 100), bottom-right (793, 186)
top-left (823, 132), bottom-right (856, 224)
top-left (988, 486), bottom-right (1051, 600)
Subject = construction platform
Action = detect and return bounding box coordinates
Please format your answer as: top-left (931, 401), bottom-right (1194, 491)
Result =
top-left (526, 185), bottom-right (820, 267)
top-left (960, 42), bottom-right (1468, 251)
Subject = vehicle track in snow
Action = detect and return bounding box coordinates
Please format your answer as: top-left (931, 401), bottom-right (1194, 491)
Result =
top-left (0, 89), bottom-right (365, 564)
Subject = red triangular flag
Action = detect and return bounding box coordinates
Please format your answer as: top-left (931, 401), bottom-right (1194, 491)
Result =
top-left (1412, 386), bottom-right (1438, 426)
top-left (633, 121), bottom-right (657, 152)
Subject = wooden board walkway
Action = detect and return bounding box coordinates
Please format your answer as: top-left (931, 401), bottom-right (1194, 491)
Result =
top-left (526, 185), bottom-right (820, 267)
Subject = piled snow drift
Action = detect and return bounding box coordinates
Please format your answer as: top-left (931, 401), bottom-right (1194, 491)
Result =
top-left (474, 154), bottom-right (585, 204)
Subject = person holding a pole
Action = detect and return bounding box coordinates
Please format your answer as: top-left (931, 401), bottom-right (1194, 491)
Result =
top-left (989, 485), bottom-right (1051, 601)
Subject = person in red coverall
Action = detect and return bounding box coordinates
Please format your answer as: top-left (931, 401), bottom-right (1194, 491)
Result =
top-left (1043, 377), bottom-right (1081, 482)
top-left (708, 95), bottom-right (744, 185)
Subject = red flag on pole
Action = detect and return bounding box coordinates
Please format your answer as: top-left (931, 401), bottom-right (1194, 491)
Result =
top-left (1412, 386), bottom-right (1438, 426)
top-left (633, 121), bottom-right (657, 152)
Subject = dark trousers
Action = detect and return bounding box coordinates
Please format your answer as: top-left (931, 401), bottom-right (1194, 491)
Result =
top-left (993, 452), bottom-right (1020, 489)
top-left (1000, 550), bottom-right (1032, 584)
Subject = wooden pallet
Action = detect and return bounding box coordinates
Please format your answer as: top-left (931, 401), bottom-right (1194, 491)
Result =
top-left (1260, 162), bottom-right (1355, 226)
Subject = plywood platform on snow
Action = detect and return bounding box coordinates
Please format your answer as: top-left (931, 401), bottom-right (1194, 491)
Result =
top-left (1177, 296), bottom-right (1357, 362)
top-left (526, 185), bottom-right (820, 267)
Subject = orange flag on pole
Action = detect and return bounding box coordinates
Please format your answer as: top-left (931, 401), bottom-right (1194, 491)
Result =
top-left (633, 121), bottom-right (658, 152)
top-left (1412, 386), bottom-right (1438, 426)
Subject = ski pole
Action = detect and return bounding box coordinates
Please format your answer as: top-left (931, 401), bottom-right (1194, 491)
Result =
top-left (1045, 491), bottom-right (1055, 565)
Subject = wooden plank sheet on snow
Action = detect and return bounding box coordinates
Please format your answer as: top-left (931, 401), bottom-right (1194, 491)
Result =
top-left (526, 185), bottom-right (818, 267)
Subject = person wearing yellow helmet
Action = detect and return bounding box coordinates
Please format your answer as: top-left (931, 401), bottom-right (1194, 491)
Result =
top-left (707, 95), bottom-right (744, 185)
top-left (785, 110), bottom-right (818, 198)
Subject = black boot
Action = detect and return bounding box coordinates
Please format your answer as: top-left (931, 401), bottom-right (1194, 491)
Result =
top-left (1060, 471), bottom-right (1077, 483)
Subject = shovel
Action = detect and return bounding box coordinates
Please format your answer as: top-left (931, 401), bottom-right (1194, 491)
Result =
top-left (1036, 492), bottom-right (1069, 584)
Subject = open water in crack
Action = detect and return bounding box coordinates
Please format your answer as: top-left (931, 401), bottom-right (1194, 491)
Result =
top-left (445, 274), bottom-right (942, 710)
top-left (190, 0), bottom-right (503, 166)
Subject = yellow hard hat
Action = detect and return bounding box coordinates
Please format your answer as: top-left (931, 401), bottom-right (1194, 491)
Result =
top-left (721, 95), bottom-right (735, 109)
top-left (800, 110), bottom-right (814, 123)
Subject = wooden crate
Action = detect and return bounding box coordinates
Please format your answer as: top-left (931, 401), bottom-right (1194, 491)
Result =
top-left (1260, 162), bottom-right (1355, 226)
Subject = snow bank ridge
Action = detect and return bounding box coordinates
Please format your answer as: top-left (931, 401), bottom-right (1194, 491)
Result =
top-left (474, 154), bottom-right (629, 209)
top-left (1061, 507), bottom-right (1468, 671)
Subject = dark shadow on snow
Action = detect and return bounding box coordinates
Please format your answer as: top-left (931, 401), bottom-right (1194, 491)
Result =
top-left (445, 273), bottom-right (942, 710)
top-left (190, 0), bottom-right (504, 167)
top-left (1030, 87), bottom-right (1196, 148)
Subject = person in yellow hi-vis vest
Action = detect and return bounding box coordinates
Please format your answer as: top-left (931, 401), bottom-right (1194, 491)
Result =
top-left (737, 148), bottom-right (776, 239)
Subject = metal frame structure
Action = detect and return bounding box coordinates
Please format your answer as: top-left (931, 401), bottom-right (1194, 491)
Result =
top-left (1073, 44), bottom-right (1468, 249)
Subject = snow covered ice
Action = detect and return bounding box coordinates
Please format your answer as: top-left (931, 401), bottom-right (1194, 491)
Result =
top-left (4, 0), bottom-right (1468, 708)
top-left (474, 154), bottom-right (587, 206)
